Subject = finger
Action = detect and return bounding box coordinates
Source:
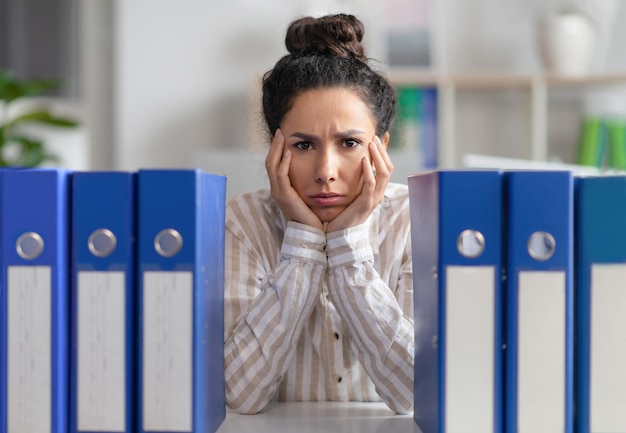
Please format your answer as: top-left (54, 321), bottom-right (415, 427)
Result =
top-left (361, 156), bottom-right (376, 196)
top-left (369, 140), bottom-right (387, 180)
top-left (372, 135), bottom-right (393, 174)
top-left (374, 136), bottom-right (393, 172)
top-left (368, 140), bottom-right (390, 202)
top-left (265, 129), bottom-right (285, 172)
top-left (276, 149), bottom-right (293, 194)
top-left (266, 129), bottom-right (285, 191)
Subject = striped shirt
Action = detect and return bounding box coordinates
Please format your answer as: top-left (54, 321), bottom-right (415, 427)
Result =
top-left (224, 183), bottom-right (414, 415)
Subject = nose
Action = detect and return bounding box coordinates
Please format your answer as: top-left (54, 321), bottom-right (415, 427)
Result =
top-left (315, 148), bottom-right (338, 184)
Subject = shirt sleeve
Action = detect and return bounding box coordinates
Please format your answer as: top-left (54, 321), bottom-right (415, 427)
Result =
top-left (224, 221), bottom-right (327, 414)
top-left (325, 223), bottom-right (414, 414)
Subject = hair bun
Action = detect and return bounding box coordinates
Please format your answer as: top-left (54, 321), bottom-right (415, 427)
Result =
top-left (285, 14), bottom-right (367, 62)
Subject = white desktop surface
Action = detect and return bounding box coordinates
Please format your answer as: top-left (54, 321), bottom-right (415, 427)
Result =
top-left (216, 401), bottom-right (419, 433)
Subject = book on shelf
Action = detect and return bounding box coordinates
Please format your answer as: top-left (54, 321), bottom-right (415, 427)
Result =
top-left (577, 116), bottom-right (626, 171)
top-left (391, 85), bottom-right (438, 170)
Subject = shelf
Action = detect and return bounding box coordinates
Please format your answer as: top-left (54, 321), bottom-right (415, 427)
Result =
top-left (387, 69), bottom-right (626, 89)
top-left (385, 69), bottom-right (626, 168)
top-left (544, 73), bottom-right (626, 86)
top-left (385, 68), bottom-right (439, 86)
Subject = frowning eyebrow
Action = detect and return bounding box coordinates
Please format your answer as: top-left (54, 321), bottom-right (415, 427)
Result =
top-left (336, 129), bottom-right (366, 138)
top-left (289, 129), bottom-right (367, 141)
top-left (290, 132), bottom-right (318, 141)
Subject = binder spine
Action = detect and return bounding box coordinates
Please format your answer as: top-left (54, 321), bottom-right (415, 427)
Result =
top-left (137, 169), bottom-right (226, 433)
top-left (575, 176), bottom-right (626, 433)
top-left (70, 172), bottom-right (136, 433)
top-left (0, 172), bottom-right (5, 433)
top-left (196, 173), bottom-right (226, 433)
top-left (1, 168), bottom-right (71, 433)
top-left (439, 171), bottom-right (503, 433)
top-left (410, 170), bottom-right (503, 433)
top-left (504, 170), bottom-right (574, 433)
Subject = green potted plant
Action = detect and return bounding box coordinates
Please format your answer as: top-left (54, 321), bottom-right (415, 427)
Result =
top-left (0, 69), bottom-right (79, 167)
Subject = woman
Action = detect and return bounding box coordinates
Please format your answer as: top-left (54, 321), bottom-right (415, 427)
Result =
top-left (224, 13), bottom-right (414, 415)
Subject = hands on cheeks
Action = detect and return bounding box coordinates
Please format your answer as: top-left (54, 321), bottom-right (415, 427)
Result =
top-left (265, 129), bottom-right (325, 231)
top-left (265, 129), bottom-right (394, 233)
top-left (325, 135), bottom-right (393, 232)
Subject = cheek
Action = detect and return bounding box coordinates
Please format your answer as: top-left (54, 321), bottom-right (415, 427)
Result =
top-left (343, 152), bottom-right (367, 181)
top-left (287, 157), bottom-right (309, 192)
top-left (346, 167), bottom-right (363, 191)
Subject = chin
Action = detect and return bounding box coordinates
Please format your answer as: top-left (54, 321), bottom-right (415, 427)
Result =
top-left (314, 208), bottom-right (342, 223)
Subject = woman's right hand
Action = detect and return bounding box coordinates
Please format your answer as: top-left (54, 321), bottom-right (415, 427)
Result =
top-left (266, 129), bottom-right (324, 230)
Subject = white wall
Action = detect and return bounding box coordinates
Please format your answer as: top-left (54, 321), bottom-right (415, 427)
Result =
top-left (437, 0), bottom-right (625, 74)
top-left (111, 1), bottom-right (385, 194)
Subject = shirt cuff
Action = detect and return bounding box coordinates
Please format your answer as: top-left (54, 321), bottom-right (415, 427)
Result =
top-left (280, 221), bottom-right (327, 265)
top-left (326, 224), bottom-right (374, 269)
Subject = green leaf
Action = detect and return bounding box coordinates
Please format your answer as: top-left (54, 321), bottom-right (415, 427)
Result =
top-left (9, 134), bottom-right (43, 149)
top-left (5, 109), bottom-right (79, 129)
top-left (3, 135), bottom-right (57, 167)
top-left (0, 69), bottom-right (60, 103)
top-left (16, 152), bottom-right (51, 167)
top-left (0, 69), bottom-right (77, 167)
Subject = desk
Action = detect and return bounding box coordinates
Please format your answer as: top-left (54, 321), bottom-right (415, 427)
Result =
top-left (216, 401), bottom-right (420, 433)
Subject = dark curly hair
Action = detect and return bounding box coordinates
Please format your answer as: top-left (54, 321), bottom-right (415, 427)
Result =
top-left (262, 14), bottom-right (396, 138)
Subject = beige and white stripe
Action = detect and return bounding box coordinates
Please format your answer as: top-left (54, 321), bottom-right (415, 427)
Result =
top-left (224, 183), bottom-right (414, 415)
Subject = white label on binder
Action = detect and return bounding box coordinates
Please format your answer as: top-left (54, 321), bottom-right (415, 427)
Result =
top-left (445, 266), bottom-right (495, 433)
top-left (517, 271), bottom-right (566, 433)
top-left (590, 264), bottom-right (626, 433)
top-left (77, 271), bottom-right (126, 431)
top-left (143, 271), bottom-right (193, 432)
top-left (7, 266), bottom-right (51, 433)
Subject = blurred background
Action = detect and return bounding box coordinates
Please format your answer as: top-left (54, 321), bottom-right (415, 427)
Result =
top-left (1, 0), bottom-right (625, 197)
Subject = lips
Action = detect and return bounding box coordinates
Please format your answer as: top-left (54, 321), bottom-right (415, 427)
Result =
top-left (310, 192), bottom-right (344, 206)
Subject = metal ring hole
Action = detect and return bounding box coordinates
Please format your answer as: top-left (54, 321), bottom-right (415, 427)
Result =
top-left (154, 228), bottom-right (183, 258)
top-left (88, 228), bottom-right (117, 258)
top-left (527, 231), bottom-right (556, 261)
top-left (456, 229), bottom-right (486, 259)
top-left (16, 232), bottom-right (45, 260)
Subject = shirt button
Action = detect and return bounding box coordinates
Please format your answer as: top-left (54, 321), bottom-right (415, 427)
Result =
top-left (336, 375), bottom-right (343, 383)
top-left (333, 332), bottom-right (340, 341)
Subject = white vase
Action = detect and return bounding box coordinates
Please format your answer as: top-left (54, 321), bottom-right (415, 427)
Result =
top-left (538, 11), bottom-right (596, 76)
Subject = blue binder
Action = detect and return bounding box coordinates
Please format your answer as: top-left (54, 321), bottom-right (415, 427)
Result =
top-left (408, 170), bottom-right (504, 433)
top-left (575, 175), bottom-right (626, 433)
top-left (0, 168), bottom-right (71, 433)
top-left (0, 169), bottom-right (5, 433)
top-left (70, 172), bottom-right (136, 433)
top-left (504, 170), bottom-right (574, 433)
top-left (137, 169), bottom-right (226, 433)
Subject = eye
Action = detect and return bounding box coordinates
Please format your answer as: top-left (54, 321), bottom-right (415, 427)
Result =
top-left (342, 139), bottom-right (361, 148)
top-left (294, 141), bottom-right (313, 151)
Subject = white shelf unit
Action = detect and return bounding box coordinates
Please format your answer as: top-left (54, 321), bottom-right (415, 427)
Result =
top-left (387, 69), bottom-right (626, 168)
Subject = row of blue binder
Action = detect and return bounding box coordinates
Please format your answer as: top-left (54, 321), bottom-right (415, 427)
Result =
top-left (0, 168), bottom-right (226, 433)
top-left (409, 169), bottom-right (626, 433)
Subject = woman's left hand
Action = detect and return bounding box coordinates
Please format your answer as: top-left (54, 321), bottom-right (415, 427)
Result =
top-left (326, 135), bottom-right (393, 232)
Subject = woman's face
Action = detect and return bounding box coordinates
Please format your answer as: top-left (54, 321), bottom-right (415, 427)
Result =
top-left (279, 87), bottom-right (388, 223)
